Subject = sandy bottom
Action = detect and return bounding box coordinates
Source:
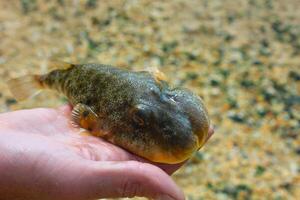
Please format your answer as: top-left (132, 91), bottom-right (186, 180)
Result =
top-left (0, 1), bottom-right (299, 199)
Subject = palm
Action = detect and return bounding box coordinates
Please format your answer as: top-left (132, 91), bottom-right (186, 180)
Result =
top-left (7, 105), bottom-right (143, 161)
top-left (0, 105), bottom-right (186, 200)
top-left (1, 105), bottom-right (181, 171)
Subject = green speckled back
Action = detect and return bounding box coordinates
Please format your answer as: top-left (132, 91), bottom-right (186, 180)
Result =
top-left (39, 63), bottom-right (210, 164)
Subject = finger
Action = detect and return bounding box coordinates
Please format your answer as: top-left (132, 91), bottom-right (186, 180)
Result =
top-left (70, 161), bottom-right (185, 200)
top-left (70, 124), bottom-right (213, 175)
top-left (71, 134), bottom-right (185, 175)
top-left (154, 162), bottom-right (185, 175)
top-left (70, 135), bottom-right (144, 162)
top-left (206, 125), bottom-right (215, 142)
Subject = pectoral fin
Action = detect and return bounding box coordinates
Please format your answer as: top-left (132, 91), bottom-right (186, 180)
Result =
top-left (72, 103), bottom-right (99, 132)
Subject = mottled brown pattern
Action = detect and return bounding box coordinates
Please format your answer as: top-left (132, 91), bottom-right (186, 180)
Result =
top-left (39, 63), bottom-right (210, 163)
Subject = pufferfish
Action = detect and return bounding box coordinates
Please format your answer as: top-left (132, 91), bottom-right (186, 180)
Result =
top-left (7, 62), bottom-right (211, 164)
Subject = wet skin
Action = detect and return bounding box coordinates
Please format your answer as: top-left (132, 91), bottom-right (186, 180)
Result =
top-left (41, 64), bottom-right (211, 164)
top-left (0, 105), bottom-right (214, 200)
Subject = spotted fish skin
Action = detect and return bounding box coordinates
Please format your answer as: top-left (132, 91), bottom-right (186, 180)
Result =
top-left (12, 63), bottom-right (210, 164)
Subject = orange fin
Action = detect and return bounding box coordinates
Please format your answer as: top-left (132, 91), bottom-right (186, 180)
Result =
top-left (71, 103), bottom-right (100, 133)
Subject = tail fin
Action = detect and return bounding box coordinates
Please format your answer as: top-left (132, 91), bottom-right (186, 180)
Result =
top-left (7, 75), bottom-right (42, 101)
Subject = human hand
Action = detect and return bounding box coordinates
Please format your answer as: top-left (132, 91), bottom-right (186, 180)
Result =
top-left (0, 105), bottom-right (214, 200)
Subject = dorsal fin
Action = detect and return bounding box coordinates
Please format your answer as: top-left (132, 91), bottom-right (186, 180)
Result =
top-left (143, 66), bottom-right (168, 82)
top-left (151, 69), bottom-right (167, 82)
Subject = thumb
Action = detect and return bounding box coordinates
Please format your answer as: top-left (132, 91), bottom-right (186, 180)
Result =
top-left (71, 160), bottom-right (185, 200)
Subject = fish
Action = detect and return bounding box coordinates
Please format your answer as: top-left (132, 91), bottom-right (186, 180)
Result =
top-left (7, 62), bottom-right (211, 164)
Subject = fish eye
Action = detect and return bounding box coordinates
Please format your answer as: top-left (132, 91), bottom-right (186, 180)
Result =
top-left (131, 104), bottom-right (147, 126)
top-left (133, 114), bottom-right (144, 126)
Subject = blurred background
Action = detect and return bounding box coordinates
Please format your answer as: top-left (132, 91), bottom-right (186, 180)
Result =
top-left (0, 0), bottom-right (299, 199)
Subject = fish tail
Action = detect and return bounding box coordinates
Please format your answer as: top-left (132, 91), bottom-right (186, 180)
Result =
top-left (7, 75), bottom-right (43, 101)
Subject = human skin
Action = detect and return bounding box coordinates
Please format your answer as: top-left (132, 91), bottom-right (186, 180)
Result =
top-left (0, 105), bottom-right (214, 200)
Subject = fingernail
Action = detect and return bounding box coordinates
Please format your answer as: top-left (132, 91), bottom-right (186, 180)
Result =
top-left (156, 194), bottom-right (176, 200)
